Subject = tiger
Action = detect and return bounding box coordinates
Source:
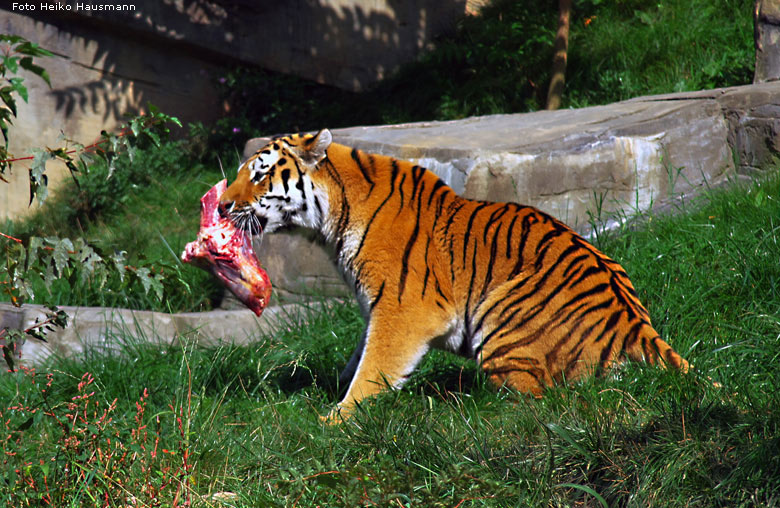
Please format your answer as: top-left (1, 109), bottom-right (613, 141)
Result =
top-left (219, 129), bottom-right (690, 421)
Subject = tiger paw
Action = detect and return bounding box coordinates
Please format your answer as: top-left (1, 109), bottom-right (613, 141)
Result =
top-left (320, 405), bottom-right (353, 425)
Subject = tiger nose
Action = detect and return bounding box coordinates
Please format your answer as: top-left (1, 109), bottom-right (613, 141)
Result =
top-left (218, 200), bottom-right (234, 218)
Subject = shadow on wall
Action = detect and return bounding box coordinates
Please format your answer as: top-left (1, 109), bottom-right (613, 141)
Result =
top-left (17, 0), bottom-right (466, 119)
top-left (0, 0), bottom-right (467, 219)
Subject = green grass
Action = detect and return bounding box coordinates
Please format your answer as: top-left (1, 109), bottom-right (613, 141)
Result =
top-left (2, 170), bottom-right (779, 506)
top-left (566, 0), bottom-right (753, 107)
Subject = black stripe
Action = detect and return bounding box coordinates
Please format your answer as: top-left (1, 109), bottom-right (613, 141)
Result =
top-left (599, 330), bottom-right (620, 367)
top-left (562, 253), bottom-right (591, 278)
top-left (610, 276), bottom-right (638, 320)
top-left (506, 255), bottom-right (593, 332)
top-left (313, 195), bottom-right (323, 218)
top-left (472, 269), bottom-right (536, 336)
top-left (462, 202), bottom-right (490, 268)
top-left (464, 238), bottom-right (480, 337)
top-left (398, 181), bottom-right (425, 300)
top-left (410, 165), bottom-right (426, 204)
top-left (480, 222), bottom-right (501, 298)
top-left (534, 230), bottom-right (566, 270)
top-left (421, 236), bottom-right (432, 297)
top-left (396, 173), bottom-right (407, 215)
top-left (370, 281), bottom-right (385, 310)
top-left (564, 316), bottom-right (606, 371)
top-left (350, 149), bottom-right (375, 194)
top-left (483, 205), bottom-right (509, 244)
top-left (427, 178), bottom-right (447, 208)
top-left (434, 274), bottom-right (448, 303)
top-left (547, 285), bottom-right (615, 330)
top-left (569, 265), bottom-right (604, 289)
top-left (509, 213), bottom-right (536, 278)
top-left (595, 311), bottom-right (622, 343)
top-left (479, 280), bottom-right (611, 352)
top-left (443, 200), bottom-right (467, 237)
top-left (353, 162), bottom-right (398, 260)
top-left (281, 168), bottom-right (291, 193)
top-left (505, 213), bottom-right (519, 258)
top-left (436, 188), bottom-right (451, 217)
top-left (334, 192), bottom-right (350, 254)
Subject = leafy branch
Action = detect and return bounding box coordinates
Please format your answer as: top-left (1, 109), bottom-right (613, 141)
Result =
top-left (0, 34), bottom-right (53, 178)
top-left (0, 34), bottom-right (183, 366)
top-left (0, 306), bottom-right (68, 372)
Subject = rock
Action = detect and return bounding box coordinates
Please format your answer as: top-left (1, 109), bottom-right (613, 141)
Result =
top-left (0, 302), bottom-right (324, 367)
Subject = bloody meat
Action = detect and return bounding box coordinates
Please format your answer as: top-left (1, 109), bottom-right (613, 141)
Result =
top-left (181, 180), bottom-right (271, 316)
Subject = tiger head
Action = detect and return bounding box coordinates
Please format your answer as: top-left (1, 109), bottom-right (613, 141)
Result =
top-left (219, 129), bottom-right (332, 236)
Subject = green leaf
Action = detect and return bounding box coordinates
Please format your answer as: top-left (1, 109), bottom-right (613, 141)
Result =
top-left (2, 344), bottom-right (15, 372)
top-left (130, 115), bottom-right (143, 137)
top-left (51, 237), bottom-right (74, 277)
top-left (26, 236), bottom-right (43, 272)
top-left (0, 35), bottom-right (24, 44)
top-left (9, 77), bottom-right (28, 102)
top-left (111, 251), bottom-right (127, 283)
top-left (15, 416), bottom-right (34, 432)
top-left (146, 129), bottom-right (161, 147)
top-left (0, 87), bottom-right (18, 117)
top-left (45, 306), bottom-right (69, 329)
top-left (77, 240), bottom-right (104, 283)
top-left (18, 56), bottom-right (52, 87)
top-left (3, 55), bottom-right (19, 74)
top-left (136, 266), bottom-right (164, 300)
top-left (634, 10), bottom-right (654, 26)
top-left (26, 327), bottom-right (48, 342)
top-left (13, 278), bottom-right (33, 301)
top-left (44, 261), bottom-right (56, 291)
top-left (753, 188), bottom-right (766, 207)
top-left (29, 148), bottom-right (54, 205)
top-left (15, 41), bottom-right (55, 58)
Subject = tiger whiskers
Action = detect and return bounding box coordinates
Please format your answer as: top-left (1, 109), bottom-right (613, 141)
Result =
top-left (230, 209), bottom-right (263, 242)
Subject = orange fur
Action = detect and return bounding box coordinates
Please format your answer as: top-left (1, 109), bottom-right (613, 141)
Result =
top-left (220, 130), bottom-right (690, 420)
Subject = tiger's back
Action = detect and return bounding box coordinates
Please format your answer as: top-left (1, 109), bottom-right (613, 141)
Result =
top-left (219, 129), bottom-right (689, 419)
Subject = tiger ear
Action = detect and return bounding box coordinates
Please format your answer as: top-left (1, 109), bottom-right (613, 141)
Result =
top-left (305, 129), bottom-right (332, 164)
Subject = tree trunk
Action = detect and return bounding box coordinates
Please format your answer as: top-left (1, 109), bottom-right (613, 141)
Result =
top-left (754, 0), bottom-right (780, 83)
top-left (546, 0), bottom-right (572, 110)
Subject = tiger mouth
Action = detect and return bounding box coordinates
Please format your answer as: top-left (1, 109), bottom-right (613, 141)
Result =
top-left (228, 207), bottom-right (265, 240)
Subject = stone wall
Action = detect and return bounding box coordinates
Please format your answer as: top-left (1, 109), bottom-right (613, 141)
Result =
top-left (0, 301), bottom-right (322, 366)
top-left (242, 82), bottom-right (780, 300)
top-left (0, 0), bottom-right (469, 221)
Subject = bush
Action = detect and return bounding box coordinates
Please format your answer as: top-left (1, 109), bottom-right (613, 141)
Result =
top-left (3, 139), bottom-right (225, 313)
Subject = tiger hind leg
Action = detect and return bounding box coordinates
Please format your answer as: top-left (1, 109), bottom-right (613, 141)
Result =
top-left (479, 347), bottom-right (554, 397)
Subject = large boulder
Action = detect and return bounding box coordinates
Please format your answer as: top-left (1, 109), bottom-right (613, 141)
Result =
top-left (242, 82), bottom-right (780, 300)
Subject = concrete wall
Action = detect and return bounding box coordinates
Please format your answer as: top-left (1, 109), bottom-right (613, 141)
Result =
top-left (0, 7), bottom-right (226, 221)
top-left (0, 0), bottom-right (469, 221)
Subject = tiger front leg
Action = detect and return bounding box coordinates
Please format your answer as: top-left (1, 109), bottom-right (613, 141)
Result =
top-left (325, 309), bottom-right (449, 422)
